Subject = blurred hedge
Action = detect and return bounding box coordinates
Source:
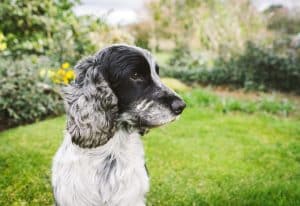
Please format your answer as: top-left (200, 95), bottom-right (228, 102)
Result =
top-left (0, 57), bottom-right (64, 130)
top-left (0, 0), bottom-right (96, 63)
top-left (0, 0), bottom-right (102, 129)
top-left (163, 42), bottom-right (300, 93)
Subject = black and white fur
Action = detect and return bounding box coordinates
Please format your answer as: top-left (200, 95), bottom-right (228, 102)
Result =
top-left (52, 45), bottom-right (186, 206)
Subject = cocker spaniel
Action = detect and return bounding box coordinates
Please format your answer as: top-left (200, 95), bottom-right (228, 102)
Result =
top-left (52, 45), bottom-right (186, 206)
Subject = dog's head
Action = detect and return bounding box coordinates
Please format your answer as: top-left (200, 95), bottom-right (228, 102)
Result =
top-left (64, 45), bottom-right (186, 148)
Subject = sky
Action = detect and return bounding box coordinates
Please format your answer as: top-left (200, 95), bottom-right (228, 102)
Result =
top-left (73, 0), bottom-right (145, 25)
top-left (73, 0), bottom-right (300, 25)
top-left (252, 0), bottom-right (300, 11)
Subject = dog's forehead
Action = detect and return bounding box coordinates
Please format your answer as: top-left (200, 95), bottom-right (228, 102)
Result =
top-left (116, 44), bottom-right (162, 86)
top-left (102, 44), bottom-right (162, 86)
top-left (137, 48), bottom-right (162, 87)
top-left (103, 44), bottom-right (153, 64)
top-left (131, 46), bottom-right (162, 86)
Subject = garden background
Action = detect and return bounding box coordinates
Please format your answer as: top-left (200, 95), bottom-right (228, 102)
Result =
top-left (0, 0), bottom-right (300, 205)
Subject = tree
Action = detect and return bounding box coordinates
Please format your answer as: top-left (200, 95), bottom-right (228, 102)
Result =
top-left (0, 0), bottom-right (95, 62)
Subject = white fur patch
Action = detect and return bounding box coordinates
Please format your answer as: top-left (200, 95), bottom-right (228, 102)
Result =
top-left (52, 130), bottom-right (149, 206)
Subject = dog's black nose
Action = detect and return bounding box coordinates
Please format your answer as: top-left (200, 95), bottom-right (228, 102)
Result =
top-left (171, 99), bottom-right (186, 115)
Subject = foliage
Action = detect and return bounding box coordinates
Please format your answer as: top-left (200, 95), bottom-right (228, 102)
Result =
top-left (266, 6), bottom-right (300, 34)
top-left (167, 45), bottom-right (208, 69)
top-left (129, 22), bottom-right (152, 50)
top-left (40, 62), bottom-right (75, 85)
top-left (0, 103), bottom-right (300, 205)
top-left (88, 23), bottom-right (135, 50)
top-left (151, 0), bottom-right (300, 93)
top-left (147, 0), bottom-right (300, 94)
top-left (147, 0), bottom-right (269, 56)
top-left (0, 0), bottom-right (96, 63)
top-left (164, 42), bottom-right (300, 93)
top-left (0, 57), bottom-right (64, 129)
top-left (213, 42), bottom-right (300, 92)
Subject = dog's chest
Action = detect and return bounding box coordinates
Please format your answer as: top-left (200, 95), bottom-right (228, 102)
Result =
top-left (52, 131), bottom-right (149, 206)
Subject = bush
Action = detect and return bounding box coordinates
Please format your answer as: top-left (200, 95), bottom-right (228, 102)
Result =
top-left (213, 42), bottom-right (300, 92)
top-left (164, 42), bottom-right (300, 93)
top-left (266, 6), bottom-right (300, 35)
top-left (147, 0), bottom-right (267, 55)
top-left (0, 57), bottom-right (64, 130)
top-left (0, 0), bottom-right (96, 63)
top-left (129, 22), bottom-right (151, 50)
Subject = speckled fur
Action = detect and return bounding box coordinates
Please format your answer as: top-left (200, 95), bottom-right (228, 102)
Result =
top-left (52, 45), bottom-right (182, 206)
top-left (52, 130), bottom-right (148, 206)
top-left (63, 55), bottom-right (118, 148)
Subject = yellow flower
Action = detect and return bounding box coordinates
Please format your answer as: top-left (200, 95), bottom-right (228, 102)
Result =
top-left (63, 77), bottom-right (69, 84)
top-left (57, 69), bottom-right (66, 76)
top-left (66, 70), bottom-right (75, 80)
top-left (50, 64), bottom-right (74, 84)
top-left (62, 62), bottom-right (70, 69)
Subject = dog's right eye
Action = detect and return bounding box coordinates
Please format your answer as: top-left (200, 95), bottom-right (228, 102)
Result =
top-left (130, 72), bottom-right (142, 81)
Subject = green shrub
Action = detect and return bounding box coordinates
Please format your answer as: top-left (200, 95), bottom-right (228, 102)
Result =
top-left (214, 42), bottom-right (300, 92)
top-left (164, 42), bottom-right (300, 93)
top-left (147, 0), bottom-right (267, 56)
top-left (0, 0), bottom-right (96, 63)
top-left (131, 22), bottom-right (151, 50)
top-left (266, 6), bottom-right (300, 34)
top-left (0, 57), bottom-right (64, 129)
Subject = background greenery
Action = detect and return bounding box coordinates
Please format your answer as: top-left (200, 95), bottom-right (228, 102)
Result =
top-left (1, 0), bottom-right (300, 128)
top-left (145, 0), bottom-right (300, 93)
top-left (0, 57), bottom-right (64, 130)
top-left (1, 0), bottom-right (300, 205)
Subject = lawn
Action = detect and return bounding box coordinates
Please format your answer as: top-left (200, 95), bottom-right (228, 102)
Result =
top-left (0, 91), bottom-right (300, 206)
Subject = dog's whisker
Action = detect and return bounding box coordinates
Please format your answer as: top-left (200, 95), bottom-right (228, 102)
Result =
top-left (143, 100), bottom-right (153, 111)
top-left (136, 99), bottom-right (147, 111)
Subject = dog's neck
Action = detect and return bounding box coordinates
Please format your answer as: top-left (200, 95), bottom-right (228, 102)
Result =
top-left (64, 128), bottom-right (146, 162)
top-left (67, 120), bottom-right (147, 150)
top-left (53, 128), bottom-right (149, 205)
top-left (118, 121), bottom-right (149, 136)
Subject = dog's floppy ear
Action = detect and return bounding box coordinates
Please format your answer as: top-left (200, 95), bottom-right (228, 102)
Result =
top-left (63, 52), bottom-right (118, 148)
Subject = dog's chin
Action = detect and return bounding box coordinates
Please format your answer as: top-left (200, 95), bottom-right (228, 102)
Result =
top-left (141, 115), bottom-right (180, 129)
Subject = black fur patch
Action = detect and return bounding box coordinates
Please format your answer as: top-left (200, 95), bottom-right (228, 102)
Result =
top-left (103, 155), bottom-right (117, 181)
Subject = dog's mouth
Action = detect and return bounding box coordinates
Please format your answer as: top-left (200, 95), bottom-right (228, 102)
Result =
top-left (140, 115), bottom-right (180, 129)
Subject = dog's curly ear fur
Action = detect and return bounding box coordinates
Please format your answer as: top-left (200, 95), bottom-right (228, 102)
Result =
top-left (63, 53), bottom-right (118, 148)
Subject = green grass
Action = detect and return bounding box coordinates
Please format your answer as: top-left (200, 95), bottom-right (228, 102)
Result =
top-left (0, 91), bottom-right (300, 205)
top-left (182, 89), bottom-right (296, 116)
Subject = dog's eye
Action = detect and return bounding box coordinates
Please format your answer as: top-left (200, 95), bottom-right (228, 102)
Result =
top-left (131, 72), bottom-right (142, 81)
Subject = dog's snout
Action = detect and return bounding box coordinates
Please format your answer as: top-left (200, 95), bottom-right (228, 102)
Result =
top-left (171, 99), bottom-right (186, 115)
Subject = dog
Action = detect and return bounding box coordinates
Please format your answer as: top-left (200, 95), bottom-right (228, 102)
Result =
top-left (52, 44), bottom-right (186, 206)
